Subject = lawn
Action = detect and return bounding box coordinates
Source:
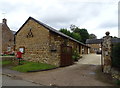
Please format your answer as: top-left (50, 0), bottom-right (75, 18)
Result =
top-left (0, 60), bottom-right (12, 65)
top-left (12, 61), bottom-right (57, 72)
top-left (0, 54), bottom-right (15, 56)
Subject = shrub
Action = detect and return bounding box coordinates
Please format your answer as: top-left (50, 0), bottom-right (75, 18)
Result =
top-left (111, 43), bottom-right (120, 68)
top-left (116, 80), bottom-right (120, 85)
top-left (72, 49), bottom-right (80, 61)
top-left (114, 79), bottom-right (120, 85)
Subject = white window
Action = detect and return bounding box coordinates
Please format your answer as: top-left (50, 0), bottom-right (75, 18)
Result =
top-left (19, 47), bottom-right (25, 53)
top-left (7, 47), bottom-right (11, 51)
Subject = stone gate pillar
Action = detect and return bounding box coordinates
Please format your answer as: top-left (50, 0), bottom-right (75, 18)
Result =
top-left (102, 31), bottom-right (112, 73)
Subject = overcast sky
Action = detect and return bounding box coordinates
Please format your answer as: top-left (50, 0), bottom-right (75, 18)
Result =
top-left (0, 0), bottom-right (119, 38)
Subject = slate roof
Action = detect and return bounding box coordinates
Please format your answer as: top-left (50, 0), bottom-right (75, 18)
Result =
top-left (15, 17), bottom-right (89, 47)
top-left (86, 38), bottom-right (120, 44)
top-left (112, 38), bottom-right (120, 43)
top-left (86, 39), bottom-right (103, 44)
top-left (11, 30), bottom-right (16, 34)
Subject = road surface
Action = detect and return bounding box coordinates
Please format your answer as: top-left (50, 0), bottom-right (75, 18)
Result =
top-left (2, 75), bottom-right (41, 86)
top-left (13, 54), bottom-right (114, 86)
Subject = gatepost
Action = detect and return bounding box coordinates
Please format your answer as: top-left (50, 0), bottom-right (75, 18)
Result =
top-left (102, 31), bottom-right (112, 73)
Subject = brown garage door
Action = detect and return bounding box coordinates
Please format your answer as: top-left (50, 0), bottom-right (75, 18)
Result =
top-left (60, 45), bottom-right (73, 67)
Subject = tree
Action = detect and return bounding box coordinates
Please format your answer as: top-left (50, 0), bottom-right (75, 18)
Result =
top-left (113, 36), bottom-right (118, 38)
top-left (59, 28), bottom-right (81, 42)
top-left (70, 24), bottom-right (77, 32)
top-left (70, 25), bottom-right (89, 43)
top-left (71, 32), bottom-right (81, 42)
top-left (59, 28), bottom-right (71, 36)
top-left (79, 29), bottom-right (89, 43)
top-left (60, 25), bottom-right (90, 43)
top-left (89, 33), bottom-right (97, 39)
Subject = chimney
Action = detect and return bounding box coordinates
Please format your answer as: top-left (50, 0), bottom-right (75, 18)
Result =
top-left (2, 18), bottom-right (7, 25)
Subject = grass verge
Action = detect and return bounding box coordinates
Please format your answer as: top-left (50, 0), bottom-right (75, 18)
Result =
top-left (116, 80), bottom-right (120, 85)
top-left (12, 61), bottom-right (57, 72)
top-left (0, 60), bottom-right (12, 65)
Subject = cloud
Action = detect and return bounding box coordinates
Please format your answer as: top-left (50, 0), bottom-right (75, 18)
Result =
top-left (99, 20), bottom-right (118, 28)
top-left (0, 0), bottom-right (119, 38)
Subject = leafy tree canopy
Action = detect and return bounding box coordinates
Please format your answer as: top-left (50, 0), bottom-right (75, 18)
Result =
top-left (59, 28), bottom-right (81, 42)
top-left (70, 25), bottom-right (89, 43)
top-left (59, 25), bottom-right (96, 43)
top-left (89, 33), bottom-right (97, 39)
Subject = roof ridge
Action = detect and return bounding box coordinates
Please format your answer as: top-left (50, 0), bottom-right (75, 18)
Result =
top-left (16, 16), bottom-right (88, 47)
top-left (29, 17), bottom-right (86, 46)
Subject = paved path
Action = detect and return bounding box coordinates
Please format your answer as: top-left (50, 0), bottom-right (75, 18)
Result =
top-left (78, 54), bottom-right (101, 65)
top-left (2, 54), bottom-right (115, 86)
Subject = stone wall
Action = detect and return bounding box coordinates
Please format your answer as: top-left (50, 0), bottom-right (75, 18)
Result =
top-left (15, 19), bottom-right (50, 64)
top-left (49, 32), bottom-right (63, 66)
top-left (1, 56), bottom-right (15, 61)
top-left (83, 46), bottom-right (89, 54)
top-left (1, 19), bottom-right (14, 54)
top-left (88, 44), bottom-right (101, 53)
top-left (49, 32), bottom-right (80, 66)
top-left (68, 40), bottom-right (79, 51)
top-left (15, 18), bottom-right (87, 66)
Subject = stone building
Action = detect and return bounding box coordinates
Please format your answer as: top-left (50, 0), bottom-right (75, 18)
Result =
top-left (86, 33), bottom-right (120, 73)
top-left (0, 18), bottom-right (14, 54)
top-left (90, 44), bottom-right (101, 53)
top-left (86, 39), bottom-right (102, 53)
top-left (15, 17), bottom-right (89, 66)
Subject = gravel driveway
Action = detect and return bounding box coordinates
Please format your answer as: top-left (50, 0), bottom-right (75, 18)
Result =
top-left (16, 54), bottom-right (114, 86)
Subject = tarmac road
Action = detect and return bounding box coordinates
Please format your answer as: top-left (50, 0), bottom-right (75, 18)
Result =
top-left (2, 75), bottom-right (41, 86)
top-left (2, 54), bottom-right (115, 86)
top-left (16, 54), bottom-right (114, 86)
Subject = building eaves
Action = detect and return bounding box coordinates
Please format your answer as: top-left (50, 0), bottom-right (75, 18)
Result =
top-left (15, 17), bottom-right (89, 47)
top-left (86, 38), bottom-right (120, 44)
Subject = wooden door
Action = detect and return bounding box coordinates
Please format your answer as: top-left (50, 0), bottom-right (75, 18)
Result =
top-left (60, 45), bottom-right (73, 67)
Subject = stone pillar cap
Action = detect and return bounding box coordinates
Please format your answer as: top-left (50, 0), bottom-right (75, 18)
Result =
top-left (105, 31), bottom-right (110, 36)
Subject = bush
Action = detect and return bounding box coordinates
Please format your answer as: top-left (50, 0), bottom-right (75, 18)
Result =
top-left (116, 80), bottom-right (120, 85)
top-left (72, 49), bottom-right (80, 61)
top-left (111, 43), bottom-right (120, 68)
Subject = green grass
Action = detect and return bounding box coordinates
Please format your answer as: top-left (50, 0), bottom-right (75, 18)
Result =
top-left (0, 55), bottom-right (15, 56)
top-left (0, 60), bottom-right (12, 65)
top-left (115, 79), bottom-right (120, 85)
top-left (12, 61), bottom-right (57, 72)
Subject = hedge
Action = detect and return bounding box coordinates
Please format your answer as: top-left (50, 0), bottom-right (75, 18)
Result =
top-left (111, 43), bottom-right (120, 68)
